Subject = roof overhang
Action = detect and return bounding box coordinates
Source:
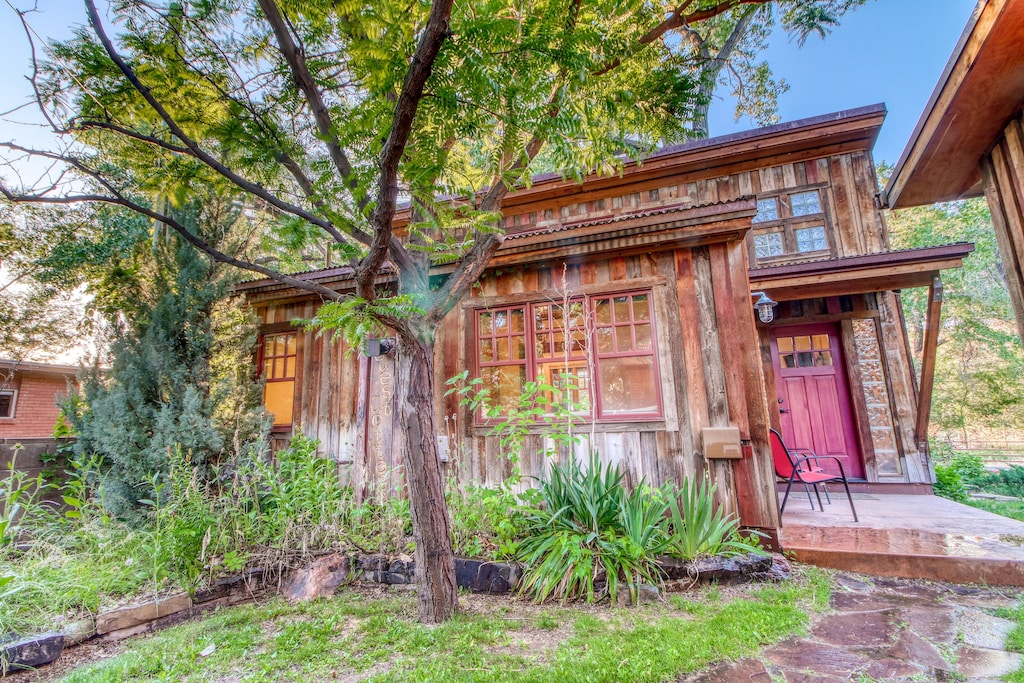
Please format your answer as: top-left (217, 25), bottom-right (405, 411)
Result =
top-left (885, 0), bottom-right (1024, 208)
top-left (0, 359), bottom-right (81, 377)
top-left (748, 243), bottom-right (976, 300)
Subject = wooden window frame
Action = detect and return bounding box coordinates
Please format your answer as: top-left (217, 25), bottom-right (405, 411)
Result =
top-left (750, 187), bottom-right (832, 265)
top-left (0, 389), bottom-right (17, 419)
top-left (473, 289), bottom-right (664, 424)
top-left (259, 331), bottom-right (298, 429)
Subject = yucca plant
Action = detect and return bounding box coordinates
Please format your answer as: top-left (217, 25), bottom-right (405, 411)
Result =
top-left (663, 477), bottom-right (763, 560)
top-left (517, 452), bottom-right (668, 604)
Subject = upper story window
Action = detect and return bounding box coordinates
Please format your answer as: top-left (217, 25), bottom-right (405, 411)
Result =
top-left (261, 332), bottom-right (297, 427)
top-left (753, 198), bottom-right (779, 223)
top-left (0, 390), bottom-right (16, 419)
top-left (474, 291), bottom-right (662, 422)
top-left (790, 191), bottom-right (822, 216)
top-left (750, 188), bottom-right (830, 263)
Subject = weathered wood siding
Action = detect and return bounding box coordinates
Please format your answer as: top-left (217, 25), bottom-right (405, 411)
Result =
top-left (981, 112), bottom-right (1024, 343)
top-left (254, 301), bottom-right (360, 468)
top-left (441, 242), bottom-right (780, 531)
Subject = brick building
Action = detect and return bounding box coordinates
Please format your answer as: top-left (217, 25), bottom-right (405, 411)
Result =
top-left (0, 359), bottom-right (78, 439)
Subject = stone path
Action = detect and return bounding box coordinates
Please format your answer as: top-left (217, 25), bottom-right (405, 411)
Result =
top-left (683, 573), bottom-right (1024, 682)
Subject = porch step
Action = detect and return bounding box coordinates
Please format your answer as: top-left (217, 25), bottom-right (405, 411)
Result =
top-left (779, 493), bottom-right (1024, 587)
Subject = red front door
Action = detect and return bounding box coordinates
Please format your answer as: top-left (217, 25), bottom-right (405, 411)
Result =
top-left (770, 323), bottom-right (864, 479)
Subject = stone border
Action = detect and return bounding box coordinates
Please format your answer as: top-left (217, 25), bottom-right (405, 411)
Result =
top-left (1, 552), bottom-right (786, 674)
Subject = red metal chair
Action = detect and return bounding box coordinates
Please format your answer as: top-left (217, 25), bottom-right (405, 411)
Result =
top-left (770, 428), bottom-right (858, 522)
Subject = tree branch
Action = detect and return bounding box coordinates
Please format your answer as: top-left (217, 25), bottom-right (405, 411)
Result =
top-left (82, 0), bottom-right (350, 246)
top-left (359, 0), bottom-right (454, 301)
top-left (0, 143), bottom-right (344, 302)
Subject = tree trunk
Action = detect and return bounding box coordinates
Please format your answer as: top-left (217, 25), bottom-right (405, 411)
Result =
top-left (394, 322), bottom-right (458, 623)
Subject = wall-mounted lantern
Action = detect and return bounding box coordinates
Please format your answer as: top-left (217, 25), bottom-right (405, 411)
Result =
top-left (363, 337), bottom-right (397, 357)
top-left (751, 291), bottom-right (778, 324)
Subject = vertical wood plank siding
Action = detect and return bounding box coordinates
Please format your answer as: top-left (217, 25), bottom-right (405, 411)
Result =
top-left (982, 113), bottom-right (1024, 342)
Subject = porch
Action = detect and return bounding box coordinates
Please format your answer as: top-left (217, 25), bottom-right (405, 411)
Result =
top-left (778, 492), bottom-right (1024, 587)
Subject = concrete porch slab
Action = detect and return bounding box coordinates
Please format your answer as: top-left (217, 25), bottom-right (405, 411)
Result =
top-left (779, 493), bottom-right (1024, 586)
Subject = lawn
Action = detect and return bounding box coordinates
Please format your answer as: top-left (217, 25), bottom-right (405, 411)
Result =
top-left (965, 497), bottom-right (1024, 522)
top-left (47, 568), bottom-right (830, 683)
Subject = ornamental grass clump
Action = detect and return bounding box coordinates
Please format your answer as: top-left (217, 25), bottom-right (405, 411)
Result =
top-left (516, 451), bottom-right (763, 604)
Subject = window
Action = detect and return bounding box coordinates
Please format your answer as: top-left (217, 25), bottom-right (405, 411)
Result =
top-left (777, 334), bottom-right (833, 368)
top-left (790, 191), bottom-right (822, 216)
top-left (753, 198), bottom-right (779, 223)
top-left (749, 188), bottom-right (829, 263)
top-left (795, 226), bottom-right (828, 253)
top-left (261, 332), bottom-right (297, 427)
top-left (475, 291), bottom-right (661, 421)
top-left (754, 232), bottom-right (784, 259)
top-left (0, 390), bottom-right (15, 419)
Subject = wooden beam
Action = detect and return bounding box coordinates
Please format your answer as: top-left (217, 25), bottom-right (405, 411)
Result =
top-left (915, 276), bottom-right (944, 447)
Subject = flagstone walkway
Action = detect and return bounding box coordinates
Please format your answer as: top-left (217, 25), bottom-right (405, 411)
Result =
top-left (682, 572), bottom-right (1024, 682)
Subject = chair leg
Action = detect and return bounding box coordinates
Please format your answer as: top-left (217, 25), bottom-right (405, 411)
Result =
top-left (840, 478), bottom-right (859, 523)
top-left (780, 477), bottom-right (798, 515)
top-left (811, 484), bottom-right (825, 511)
top-left (821, 484), bottom-right (832, 504)
top-left (802, 483), bottom-right (817, 509)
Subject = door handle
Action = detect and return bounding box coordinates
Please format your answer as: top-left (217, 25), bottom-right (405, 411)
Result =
top-left (779, 409), bottom-right (790, 413)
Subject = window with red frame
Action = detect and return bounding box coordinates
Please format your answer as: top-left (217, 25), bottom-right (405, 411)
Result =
top-left (261, 332), bottom-right (297, 427)
top-left (474, 291), bottom-right (661, 421)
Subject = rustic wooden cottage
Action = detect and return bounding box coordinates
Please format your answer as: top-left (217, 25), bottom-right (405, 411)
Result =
top-left (238, 104), bottom-right (972, 540)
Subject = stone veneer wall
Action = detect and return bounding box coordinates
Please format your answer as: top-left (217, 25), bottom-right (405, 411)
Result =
top-left (852, 319), bottom-right (902, 476)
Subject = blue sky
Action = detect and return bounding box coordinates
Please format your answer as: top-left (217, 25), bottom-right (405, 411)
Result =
top-left (0, 1), bottom-right (977, 169)
top-left (706, 0), bottom-right (977, 165)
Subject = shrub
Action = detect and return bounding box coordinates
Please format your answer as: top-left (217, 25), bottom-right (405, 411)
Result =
top-left (976, 465), bottom-right (1024, 498)
top-left (950, 453), bottom-right (987, 486)
top-left (933, 464), bottom-right (968, 502)
top-left (515, 452), bottom-right (761, 604)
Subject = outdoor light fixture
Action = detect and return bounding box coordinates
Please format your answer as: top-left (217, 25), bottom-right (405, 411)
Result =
top-left (751, 291), bottom-right (778, 324)
top-left (363, 337), bottom-right (396, 357)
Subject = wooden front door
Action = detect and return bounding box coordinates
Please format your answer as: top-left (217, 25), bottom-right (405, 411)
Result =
top-left (770, 323), bottom-right (864, 479)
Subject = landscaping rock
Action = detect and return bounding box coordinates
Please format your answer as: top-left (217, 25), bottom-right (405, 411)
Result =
top-left (674, 552), bottom-right (773, 583)
top-left (282, 553), bottom-right (350, 602)
top-left (0, 633), bottom-right (64, 672)
top-left (960, 608), bottom-right (1018, 650)
top-left (60, 618), bottom-right (96, 645)
top-left (681, 657), bottom-right (773, 682)
top-left (813, 609), bottom-right (899, 648)
top-left (886, 629), bottom-right (952, 672)
top-left (955, 646), bottom-right (1024, 679)
top-left (616, 583), bottom-right (660, 606)
top-left (454, 558), bottom-right (520, 593)
top-left (95, 592), bottom-right (192, 635)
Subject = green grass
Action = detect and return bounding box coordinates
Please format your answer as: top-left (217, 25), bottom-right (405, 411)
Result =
top-left (965, 498), bottom-right (1024, 523)
top-left (0, 523), bottom-right (161, 635)
top-left (994, 603), bottom-right (1024, 682)
top-left (56, 570), bottom-right (829, 683)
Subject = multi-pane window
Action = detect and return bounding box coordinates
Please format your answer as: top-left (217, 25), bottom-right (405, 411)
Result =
top-left (750, 188), bottom-right (829, 263)
top-left (0, 390), bottom-right (15, 418)
top-left (795, 226), bottom-right (828, 253)
top-left (777, 334), bottom-right (833, 368)
top-left (261, 332), bottom-right (297, 427)
top-left (474, 291), bottom-right (661, 421)
top-left (754, 232), bottom-right (784, 259)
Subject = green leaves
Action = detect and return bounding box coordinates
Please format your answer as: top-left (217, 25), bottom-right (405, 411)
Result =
top-left (516, 452), bottom-right (763, 604)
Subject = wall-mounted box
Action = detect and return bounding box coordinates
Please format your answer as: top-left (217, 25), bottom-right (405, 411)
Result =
top-left (702, 426), bottom-right (742, 459)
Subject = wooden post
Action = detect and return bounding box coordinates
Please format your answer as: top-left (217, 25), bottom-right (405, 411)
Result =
top-left (915, 275), bottom-right (943, 450)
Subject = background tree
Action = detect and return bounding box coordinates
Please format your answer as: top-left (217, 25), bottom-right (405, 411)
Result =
top-left (886, 192), bottom-right (1024, 444)
top-left (681, 0), bottom-right (869, 136)
top-left (1, 0), bottom-right (863, 622)
top-left (65, 198), bottom-right (267, 516)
